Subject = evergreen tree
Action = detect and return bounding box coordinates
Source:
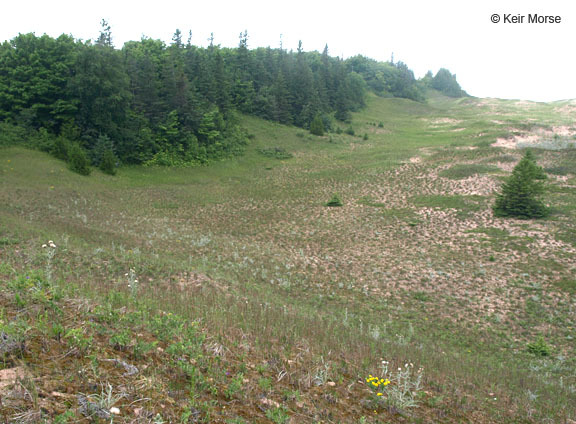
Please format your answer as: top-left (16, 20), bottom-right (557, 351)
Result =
top-left (68, 41), bottom-right (131, 146)
top-left (90, 134), bottom-right (115, 166)
top-left (493, 150), bottom-right (549, 219)
top-left (272, 71), bottom-right (293, 124)
top-left (522, 149), bottom-right (547, 180)
top-left (171, 29), bottom-right (183, 49)
top-left (2, 29), bottom-right (443, 169)
top-left (309, 114), bottom-right (325, 136)
top-left (96, 19), bottom-right (113, 47)
top-left (432, 68), bottom-right (466, 97)
top-left (67, 143), bottom-right (91, 175)
top-left (99, 148), bottom-right (117, 175)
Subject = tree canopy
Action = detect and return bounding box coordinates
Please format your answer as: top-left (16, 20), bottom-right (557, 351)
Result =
top-left (0, 27), bottom-right (465, 169)
top-left (430, 68), bottom-right (467, 97)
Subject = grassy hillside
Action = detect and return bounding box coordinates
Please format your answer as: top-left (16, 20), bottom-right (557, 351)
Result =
top-left (1, 93), bottom-right (575, 423)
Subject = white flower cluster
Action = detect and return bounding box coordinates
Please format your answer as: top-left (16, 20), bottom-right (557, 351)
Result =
top-left (42, 240), bottom-right (57, 282)
top-left (125, 268), bottom-right (139, 295)
top-left (42, 240), bottom-right (57, 249)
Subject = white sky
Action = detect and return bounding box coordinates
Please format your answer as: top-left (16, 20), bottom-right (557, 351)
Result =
top-left (1, 0), bottom-right (575, 102)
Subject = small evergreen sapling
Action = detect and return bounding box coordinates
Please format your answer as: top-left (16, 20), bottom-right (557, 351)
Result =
top-left (326, 194), bottom-right (343, 207)
top-left (493, 149), bottom-right (549, 219)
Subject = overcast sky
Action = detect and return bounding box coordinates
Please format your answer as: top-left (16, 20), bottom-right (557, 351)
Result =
top-left (1, 0), bottom-right (574, 102)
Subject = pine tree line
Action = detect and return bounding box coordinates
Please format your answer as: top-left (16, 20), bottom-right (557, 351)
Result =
top-left (0, 24), bottom-right (462, 169)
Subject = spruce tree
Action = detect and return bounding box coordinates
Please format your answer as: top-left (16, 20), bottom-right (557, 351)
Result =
top-left (522, 149), bottom-right (547, 180)
top-left (67, 143), bottom-right (91, 176)
top-left (99, 149), bottom-right (117, 175)
top-left (309, 114), bottom-right (325, 136)
top-left (493, 150), bottom-right (549, 219)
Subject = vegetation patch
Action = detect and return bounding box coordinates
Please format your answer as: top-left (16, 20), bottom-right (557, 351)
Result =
top-left (357, 196), bottom-right (387, 207)
top-left (552, 277), bottom-right (576, 294)
top-left (544, 150), bottom-right (576, 175)
top-left (556, 227), bottom-right (576, 247)
top-left (258, 147), bottom-right (294, 160)
top-left (439, 164), bottom-right (499, 179)
top-left (326, 194), bottom-right (344, 207)
top-left (527, 336), bottom-right (552, 357)
top-left (466, 227), bottom-right (509, 237)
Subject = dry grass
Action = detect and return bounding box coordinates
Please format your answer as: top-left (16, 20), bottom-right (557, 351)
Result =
top-left (1, 93), bottom-right (575, 422)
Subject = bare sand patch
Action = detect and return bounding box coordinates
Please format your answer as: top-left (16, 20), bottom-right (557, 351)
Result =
top-left (444, 175), bottom-right (499, 196)
top-left (0, 367), bottom-right (30, 389)
top-left (424, 117), bottom-right (463, 127)
top-left (494, 161), bottom-right (516, 172)
top-left (492, 125), bottom-right (576, 149)
top-left (554, 104), bottom-right (576, 115)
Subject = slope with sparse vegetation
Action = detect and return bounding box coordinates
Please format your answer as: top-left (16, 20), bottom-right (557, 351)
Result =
top-left (1, 92), bottom-right (575, 423)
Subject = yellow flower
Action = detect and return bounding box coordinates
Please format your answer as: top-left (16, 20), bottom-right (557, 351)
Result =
top-left (377, 392), bottom-right (383, 396)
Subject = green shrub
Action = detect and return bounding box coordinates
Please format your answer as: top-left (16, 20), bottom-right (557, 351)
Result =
top-left (64, 328), bottom-right (92, 351)
top-left (224, 373), bottom-right (245, 400)
top-left (527, 336), bottom-right (551, 356)
top-left (265, 407), bottom-right (289, 424)
top-left (0, 122), bottom-right (27, 146)
top-left (53, 410), bottom-right (76, 423)
top-left (258, 147), bottom-right (293, 160)
top-left (309, 114), bottom-right (325, 136)
top-left (51, 137), bottom-right (71, 161)
top-left (109, 330), bottom-right (131, 351)
top-left (326, 194), bottom-right (344, 207)
top-left (99, 149), bottom-right (117, 175)
top-left (67, 143), bottom-right (91, 176)
top-left (90, 134), bottom-right (114, 167)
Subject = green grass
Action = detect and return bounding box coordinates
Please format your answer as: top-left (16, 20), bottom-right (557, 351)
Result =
top-left (466, 227), bottom-right (510, 237)
top-left (1, 93), bottom-right (575, 423)
top-left (552, 278), bottom-right (576, 294)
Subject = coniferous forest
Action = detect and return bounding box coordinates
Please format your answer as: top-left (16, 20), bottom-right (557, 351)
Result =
top-left (0, 21), bottom-right (465, 170)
